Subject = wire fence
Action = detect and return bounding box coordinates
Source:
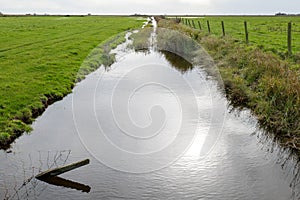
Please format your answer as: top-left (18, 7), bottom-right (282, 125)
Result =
top-left (178, 17), bottom-right (300, 56)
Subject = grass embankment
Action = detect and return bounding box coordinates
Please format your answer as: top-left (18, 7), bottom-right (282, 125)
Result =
top-left (157, 17), bottom-right (300, 154)
top-left (0, 16), bottom-right (145, 148)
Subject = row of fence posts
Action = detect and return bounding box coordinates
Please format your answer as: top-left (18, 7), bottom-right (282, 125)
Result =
top-left (179, 18), bottom-right (294, 56)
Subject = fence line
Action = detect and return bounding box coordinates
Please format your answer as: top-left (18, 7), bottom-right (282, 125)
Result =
top-left (178, 17), bottom-right (299, 55)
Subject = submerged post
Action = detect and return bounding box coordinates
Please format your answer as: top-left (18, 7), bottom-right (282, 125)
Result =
top-left (221, 21), bottom-right (225, 37)
top-left (207, 20), bottom-right (211, 33)
top-left (288, 22), bottom-right (292, 56)
top-left (244, 21), bottom-right (249, 44)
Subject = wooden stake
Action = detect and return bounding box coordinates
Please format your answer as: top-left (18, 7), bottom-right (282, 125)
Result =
top-left (288, 22), bottom-right (292, 56)
top-left (207, 20), bottom-right (211, 33)
top-left (198, 21), bottom-right (202, 30)
top-left (192, 20), bottom-right (196, 29)
top-left (36, 159), bottom-right (90, 179)
top-left (244, 21), bottom-right (249, 44)
top-left (221, 21), bottom-right (225, 37)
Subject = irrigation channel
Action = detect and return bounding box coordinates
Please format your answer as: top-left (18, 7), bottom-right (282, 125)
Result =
top-left (0, 18), bottom-right (300, 200)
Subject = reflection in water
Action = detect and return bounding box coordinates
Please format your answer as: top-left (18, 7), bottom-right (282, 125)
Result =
top-left (160, 50), bottom-right (193, 74)
top-left (255, 129), bottom-right (300, 194)
top-left (39, 176), bottom-right (91, 193)
top-left (0, 150), bottom-right (72, 200)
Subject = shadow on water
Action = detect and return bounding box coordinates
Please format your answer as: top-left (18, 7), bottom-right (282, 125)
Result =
top-left (160, 50), bottom-right (193, 74)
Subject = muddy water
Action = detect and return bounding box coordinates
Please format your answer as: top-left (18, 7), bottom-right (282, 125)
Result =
top-left (1, 22), bottom-right (300, 199)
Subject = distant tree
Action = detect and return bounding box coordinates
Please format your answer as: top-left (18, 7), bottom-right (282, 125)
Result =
top-left (275, 12), bottom-right (287, 16)
top-left (0, 12), bottom-right (3, 16)
top-left (88, 13), bottom-right (91, 16)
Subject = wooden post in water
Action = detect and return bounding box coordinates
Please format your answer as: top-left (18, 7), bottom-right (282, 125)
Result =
top-left (36, 159), bottom-right (90, 179)
top-left (198, 21), bottom-right (202, 30)
top-left (288, 22), bottom-right (292, 56)
top-left (192, 20), bottom-right (196, 29)
top-left (221, 21), bottom-right (225, 37)
top-left (244, 21), bottom-right (249, 44)
top-left (207, 20), bottom-right (211, 33)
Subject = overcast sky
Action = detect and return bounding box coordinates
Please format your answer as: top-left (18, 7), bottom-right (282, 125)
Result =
top-left (1, 0), bottom-right (299, 15)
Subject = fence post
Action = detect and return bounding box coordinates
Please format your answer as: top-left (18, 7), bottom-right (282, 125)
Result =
top-left (198, 21), bottom-right (202, 30)
top-left (221, 21), bottom-right (225, 37)
top-left (244, 21), bottom-right (249, 44)
top-left (192, 20), bottom-right (196, 29)
top-left (207, 20), bottom-right (211, 33)
top-left (288, 22), bottom-right (292, 56)
top-left (188, 19), bottom-right (191, 27)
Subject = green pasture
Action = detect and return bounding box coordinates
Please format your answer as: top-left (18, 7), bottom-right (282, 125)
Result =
top-left (185, 16), bottom-right (300, 54)
top-left (0, 16), bottom-right (145, 145)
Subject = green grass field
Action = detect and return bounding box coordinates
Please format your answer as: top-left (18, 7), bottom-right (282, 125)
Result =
top-left (184, 16), bottom-right (300, 55)
top-left (0, 16), bottom-right (145, 146)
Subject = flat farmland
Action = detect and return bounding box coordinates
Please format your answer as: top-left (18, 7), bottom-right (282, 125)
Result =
top-left (0, 16), bottom-right (144, 145)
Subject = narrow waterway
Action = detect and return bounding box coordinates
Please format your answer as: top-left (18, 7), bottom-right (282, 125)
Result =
top-left (0, 19), bottom-right (299, 200)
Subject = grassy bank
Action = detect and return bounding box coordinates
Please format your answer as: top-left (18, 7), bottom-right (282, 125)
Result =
top-left (157, 17), bottom-right (300, 154)
top-left (0, 16), bottom-right (145, 148)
